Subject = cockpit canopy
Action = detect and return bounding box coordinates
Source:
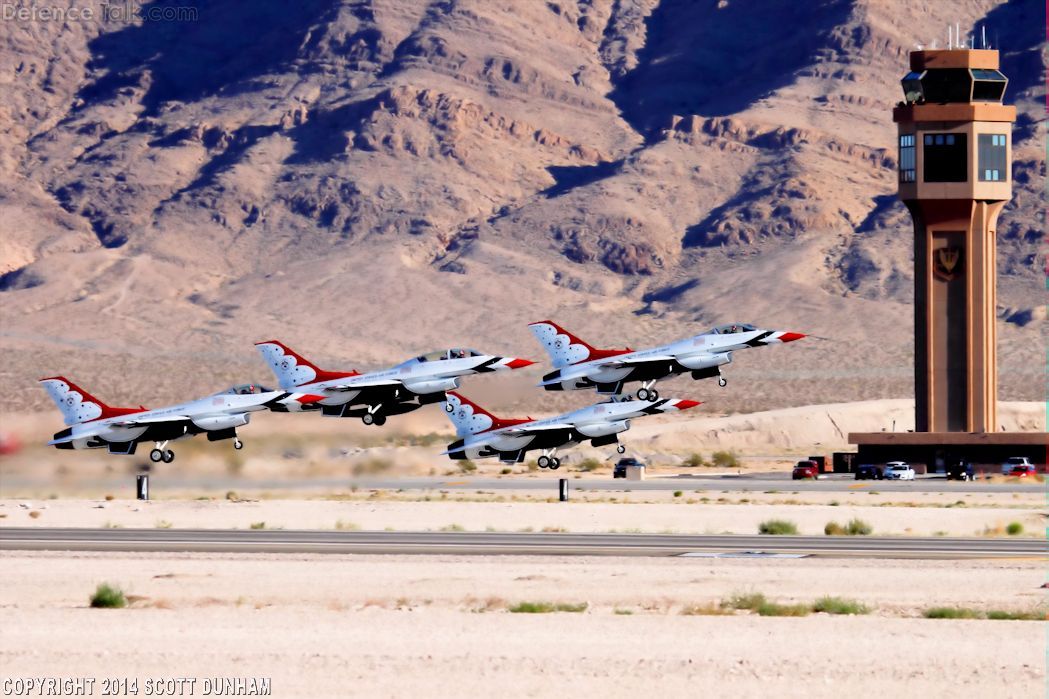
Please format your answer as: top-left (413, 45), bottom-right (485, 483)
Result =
top-left (412, 348), bottom-right (485, 362)
top-left (222, 383), bottom-right (273, 396)
top-left (708, 323), bottom-right (758, 335)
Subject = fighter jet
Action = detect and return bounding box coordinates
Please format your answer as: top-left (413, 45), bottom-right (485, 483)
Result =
top-left (255, 341), bottom-right (534, 426)
top-left (40, 376), bottom-right (323, 463)
top-left (440, 391), bottom-right (700, 469)
top-left (528, 321), bottom-right (804, 399)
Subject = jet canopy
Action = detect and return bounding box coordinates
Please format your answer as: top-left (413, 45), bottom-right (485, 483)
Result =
top-left (410, 348), bottom-right (485, 363)
top-left (708, 323), bottom-right (758, 335)
top-left (221, 384), bottom-right (273, 396)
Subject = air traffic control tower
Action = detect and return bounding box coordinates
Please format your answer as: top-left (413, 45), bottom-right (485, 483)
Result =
top-left (848, 48), bottom-right (1046, 471)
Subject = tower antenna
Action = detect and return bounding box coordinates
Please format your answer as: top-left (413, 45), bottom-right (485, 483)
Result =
top-left (982, 25), bottom-right (986, 49)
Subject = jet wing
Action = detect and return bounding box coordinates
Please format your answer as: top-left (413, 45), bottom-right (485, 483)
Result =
top-left (500, 422), bottom-right (575, 436)
top-left (596, 354), bottom-right (676, 369)
top-left (110, 415), bottom-right (191, 427)
top-left (323, 379), bottom-right (402, 392)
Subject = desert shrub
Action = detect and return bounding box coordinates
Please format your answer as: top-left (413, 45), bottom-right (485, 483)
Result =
top-left (756, 601), bottom-right (811, 617)
top-left (334, 520), bottom-right (360, 531)
top-left (155, 520), bottom-right (173, 529)
top-left (1006, 522), bottom-right (1023, 536)
top-left (90, 583), bottom-right (127, 609)
top-left (923, 607), bottom-right (982, 619)
top-left (759, 519), bottom-right (798, 535)
top-left (441, 523), bottom-right (466, 532)
top-left (710, 450), bottom-right (740, 469)
top-left (225, 490), bottom-right (239, 501)
top-left (846, 518), bottom-right (873, 535)
top-left (577, 458), bottom-right (603, 472)
top-left (986, 609), bottom-right (1045, 621)
top-left (824, 521), bottom-right (846, 536)
top-left (614, 608), bottom-right (635, 615)
top-left (682, 453), bottom-right (705, 468)
top-left (250, 521), bottom-right (266, 530)
top-left (458, 460), bottom-right (477, 474)
top-left (722, 592), bottom-right (767, 611)
top-left (673, 491), bottom-right (683, 498)
top-left (500, 467), bottom-right (513, 475)
top-left (813, 597), bottom-right (870, 615)
top-left (509, 601), bottom-right (587, 614)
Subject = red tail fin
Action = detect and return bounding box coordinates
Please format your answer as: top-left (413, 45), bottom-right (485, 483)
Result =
top-left (39, 376), bottom-right (146, 426)
top-left (528, 320), bottom-right (632, 368)
top-left (255, 340), bottom-right (360, 388)
top-left (444, 392), bottom-right (531, 435)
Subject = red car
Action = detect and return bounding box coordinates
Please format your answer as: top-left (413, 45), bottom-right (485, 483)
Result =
top-left (1008, 465), bottom-right (1038, 478)
top-left (792, 460), bottom-right (819, 480)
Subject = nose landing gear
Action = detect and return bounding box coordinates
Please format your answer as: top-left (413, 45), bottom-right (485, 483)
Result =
top-left (616, 444), bottom-right (626, 454)
top-left (233, 438), bottom-right (244, 450)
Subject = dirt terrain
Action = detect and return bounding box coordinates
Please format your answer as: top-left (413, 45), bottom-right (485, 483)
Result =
top-left (1, 551), bottom-right (1044, 698)
top-left (0, 0), bottom-right (1044, 415)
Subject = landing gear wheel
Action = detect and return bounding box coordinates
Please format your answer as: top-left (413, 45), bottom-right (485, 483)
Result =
top-left (617, 444), bottom-right (626, 454)
top-left (372, 414), bottom-right (387, 426)
top-left (648, 389), bottom-right (660, 401)
top-left (362, 413), bottom-right (375, 426)
top-left (161, 450), bottom-right (175, 464)
top-left (550, 457), bottom-right (561, 470)
top-left (537, 455), bottom-right (551, 469)
top-left (233, 439), bottom-right (244, 450)
top-left (718, 376), bottom-right (727, 388)
top-left (636, 387), bottom-right (651, 401)
top-left (149, 448), bottom-right (163, 463)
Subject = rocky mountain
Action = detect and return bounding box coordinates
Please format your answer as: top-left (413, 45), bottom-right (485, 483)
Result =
top-left (0, 0), bottom-right (1044, 415)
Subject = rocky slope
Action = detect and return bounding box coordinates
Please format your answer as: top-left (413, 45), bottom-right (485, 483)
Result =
top-left (0, 0), bottom-right (1044, 415)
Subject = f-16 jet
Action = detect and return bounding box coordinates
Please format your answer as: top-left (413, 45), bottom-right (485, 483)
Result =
top-left (440, 391), bottom-right (699, 469)
top-left (255, 341), bottom-right (534, 426)
top-left (528, 320), bottom-right (804, 399)
top-left (40, 376), bottom-right (323, 463)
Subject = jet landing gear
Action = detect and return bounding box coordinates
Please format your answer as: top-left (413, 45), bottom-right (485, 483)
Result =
top-left (362, 404), bottom-right (387, 427)
top-left (149, 441), bottom-right (175, 464)
top-left (537, 451), bottom-right (561, 470)
top-left (718, 372), bottom-right (727, 388)
top-left (636, 381), bottom-right (660, 401)
top-left (617, 444), bottom-right (626, 454)
top-left (233, 439), bottom-right (244, 450)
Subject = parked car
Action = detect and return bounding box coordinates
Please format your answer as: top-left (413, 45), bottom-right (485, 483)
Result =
top-left (855, 464), bottom-right (883, 480)
top-left (1007, 464), bottom-right (1037, 478)
top-left (945, 461), bottom-right (975, 481)
top-left (792, 460), bottom-right (819, 480)
top-left (1001, 456), bottom-right (1033, 476)
top-left (882, 461), bottom-right (915, 480)
top-left (613, 457), bottom-right (644, 479)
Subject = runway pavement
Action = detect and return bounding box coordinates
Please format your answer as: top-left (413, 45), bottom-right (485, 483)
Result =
top-left (1, 528), bottom-right (1043, 559)
top-left (4, 473), bottom-right (1039, 494)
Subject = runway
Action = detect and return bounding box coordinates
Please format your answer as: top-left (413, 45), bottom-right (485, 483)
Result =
top-left (4, 473), bottom-right (1039, 494)
top-left (1, 528), bottom-right (1043, 559)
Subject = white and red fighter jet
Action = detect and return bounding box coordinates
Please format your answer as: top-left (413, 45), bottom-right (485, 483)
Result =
top-left (255, 341), bottom-right (534, 426)
top-left (40, 376), bottom-right (322, 463)
top-left (440, 391), bottom-right (700, 469)
top-left (528, 321), bottom-right (804, 399)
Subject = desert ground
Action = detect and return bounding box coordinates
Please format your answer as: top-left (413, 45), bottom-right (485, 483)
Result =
top-left (1, 550), bottom-right (1044, 698)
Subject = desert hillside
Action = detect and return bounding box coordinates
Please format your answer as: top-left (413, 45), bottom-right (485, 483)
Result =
top-left (0, 0), bottom-right (1044, 415)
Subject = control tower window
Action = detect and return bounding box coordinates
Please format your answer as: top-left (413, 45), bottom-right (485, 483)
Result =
top-left (899, 134), bottom-right (916, 182)
top-left (923, 133), bottom-right (967, 183)
top-left (970, 69), bottom-right (1007, 102)
top-left (978, 134), bottom-right (1007, 181)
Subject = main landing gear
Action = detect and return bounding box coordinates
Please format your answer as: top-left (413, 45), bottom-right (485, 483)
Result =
top-left (537, 451), bottom-right (561, 470)
top-left (149, 441), bottom-right (175, 464)
top-left (636, 381), bottom-right (660, 401)
top-left (362, 404), bottom-right (387, 426)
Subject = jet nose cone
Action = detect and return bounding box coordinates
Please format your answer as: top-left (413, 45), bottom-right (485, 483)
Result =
top-left (506, 358), bottom-right (535, 369)
top-left (675, 399), bottom-right (702, 410)
top-left (779, 332), bottom-right (806, 343)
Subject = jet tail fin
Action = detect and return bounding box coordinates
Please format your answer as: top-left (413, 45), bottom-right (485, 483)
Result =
top-left (38, 376), bottom-right (145, 426)
top-left (255, 340), bottom-right (360, 389)
top-left (528, 320), bottom-right (631, 369)
top-left (441, 392), bottom-right (531, 438)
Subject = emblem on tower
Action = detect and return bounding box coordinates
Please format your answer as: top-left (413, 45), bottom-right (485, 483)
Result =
top-left (933, 247), bottom-right (962, 281)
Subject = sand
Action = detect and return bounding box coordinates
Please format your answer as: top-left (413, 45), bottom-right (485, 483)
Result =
top-left (1, 493), bottom-right (1043, 539)
top-left (0, 551), bottom-right (1044, 698)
